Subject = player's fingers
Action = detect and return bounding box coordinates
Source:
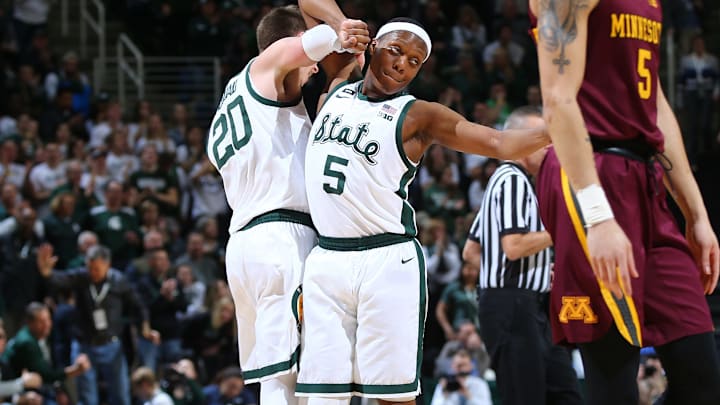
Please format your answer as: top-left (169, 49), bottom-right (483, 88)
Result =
top-left (627, 244), bottom-right (639, 279)
top-left (711, 244), bottom-right (720, 294)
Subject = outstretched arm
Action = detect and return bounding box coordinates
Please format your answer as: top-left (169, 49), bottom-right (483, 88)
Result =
top-left (656, 80), bottom-right (719, 294)
top-left (401, 100), bottom-right (549, 163)
top-left (532, 0), bottom-right (636, 298)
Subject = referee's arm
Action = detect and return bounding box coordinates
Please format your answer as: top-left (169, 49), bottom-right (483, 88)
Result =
top-left (462, 239), bottom-right (481, 270)
top-left (501, 231), bottom-right (553, 261)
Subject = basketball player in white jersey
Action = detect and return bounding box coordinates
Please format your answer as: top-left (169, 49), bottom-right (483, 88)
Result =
top-left (206, 6), bottom-right (369, 404)
top-left (296, 3), bottom-right (550, 404)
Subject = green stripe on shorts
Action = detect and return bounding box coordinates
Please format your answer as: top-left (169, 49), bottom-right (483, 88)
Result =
top-left (243, 345), bottom-right (300, 381)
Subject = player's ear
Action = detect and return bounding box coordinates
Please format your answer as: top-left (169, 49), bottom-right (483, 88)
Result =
top-left (369, 39), bottom-right (378, 56)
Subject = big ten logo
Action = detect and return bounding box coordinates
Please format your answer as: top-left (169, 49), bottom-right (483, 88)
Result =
top-left (558, 296), bottom-right (598, 324)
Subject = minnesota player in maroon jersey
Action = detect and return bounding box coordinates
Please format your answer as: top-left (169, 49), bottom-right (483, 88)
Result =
top-left (530, 0), bottom-right (720, 403)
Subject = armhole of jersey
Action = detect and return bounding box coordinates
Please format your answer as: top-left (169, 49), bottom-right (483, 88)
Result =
top-left (245, 59), bottom-right (302, 107)
top-left (395, 98), bottom-right (419, 170)
top-left (318, 80), bottom-right (349, 111)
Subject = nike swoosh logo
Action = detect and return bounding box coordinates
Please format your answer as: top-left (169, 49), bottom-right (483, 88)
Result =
top-left (401, 257), bottom-right (414, 264)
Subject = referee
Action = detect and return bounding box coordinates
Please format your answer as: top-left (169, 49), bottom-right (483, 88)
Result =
top-left (462, 106), bottom-right (582, 405)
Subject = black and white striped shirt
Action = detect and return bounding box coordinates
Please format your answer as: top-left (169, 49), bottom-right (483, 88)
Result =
top-left (468, 162), bottom-right (551, 292)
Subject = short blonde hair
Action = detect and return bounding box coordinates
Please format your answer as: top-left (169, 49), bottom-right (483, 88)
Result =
top-left (131, 367), bottom-right (157, 387)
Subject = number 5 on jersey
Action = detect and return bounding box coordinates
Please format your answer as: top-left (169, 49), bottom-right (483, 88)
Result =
top-left (212, 95), bottom-right (253, 170)
top-left (323, 155), bottom-right (349, 195)
top-left (637, 48), bottom-right (652, 100)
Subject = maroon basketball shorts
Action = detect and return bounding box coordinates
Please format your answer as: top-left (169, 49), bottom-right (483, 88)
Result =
top-left (536, 148), bottom-right (713, 347)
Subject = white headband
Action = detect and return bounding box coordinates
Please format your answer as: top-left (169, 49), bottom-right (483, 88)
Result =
top-left (375, 22), bottom-right (432, 62)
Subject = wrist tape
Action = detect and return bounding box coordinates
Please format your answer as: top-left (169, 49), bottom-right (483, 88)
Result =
top-left (301, 24), bottom-right (342, 62)
top-left (576, 183), bottom-right (614, 227)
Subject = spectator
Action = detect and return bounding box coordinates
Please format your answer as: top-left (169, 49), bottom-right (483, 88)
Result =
top-left (1, 303), bottom-right (89, 390)
top-left (54, 122), bottom-right (73, 159)
top-left (525, 84), bottom-right (542, 109)
top-left (28, 141), bottom-right (65, 215)
top-left (126, 229), bottom-right (165, 283)
top-left (0, 182), bottom-right (20, 221)
top-left (136, 248), bottom-right (187, 371)
top-left (0, 322), bottom-right (43, 401)
top-left (89, 180), bottom-right (141, 270)
top-left (0, 139), bottom-right (27, 190)
top-left (486, 46), bottom-right (528, 106)
top-left (182, 297), bottom-right (236, 381)
top-left (482, 24), bottom-right (524, 69)
top-left (175, 264), bottom-right (206, 317)
top-left (0, 204), bottom-right (44, 336)
top-left (41, 192), bottom-right (81, 270)
top-left (450, 4), bottom-right (487, 63)
top-left (16, 113), bottom-right (42, 164)
top-left (435, 261), bottom-right (481, 341)
top-left (50, 287), bottom-right (75, 368)
top-left (174, 231), bottom-right (219, 286)
top-left (188, 155), bottom-right (228, 222)
top-left (202, 367), bottom-right (257, 405)
top-left (132, 367), bottom-right (174, 405)
top-left (106, 128), bottom-right (140, 183)
top-left (66, 230), bottom-right (98, 269)
top-left (485, 82), bottom-right (512, 128)
top-left (135, 113), bottom-right (176, 155)
top-left (422, 217), bottom-right (463, 298)
top-left (81, 148), bottom-right (111, 205)
top-left (430, 349), bottom-right (493, 405)
top-left (196, 216), bottom-right (223, 265)
top-left (138, 199), bottom-right (170, 245)
top-left (679, 34), bottom-right (719, 168)
top-left (37, 244), bottom-right (158, 405)
top-left (158, 359), bottom-right (204, 405)
top-left (176, 125), bottom-right (204, 174)
top-left (38, 87), bottom-right (83, 143)
top-left (167, 103), bottom-right (190, 146)
top-left (127, 100), bottom-right (154, 147)
top-left (44, 51), bottom-right (92, 118)
top-left (129, 144), bottom-right (180, 219)
top-left (434, 321), bottom-right (490, 379)
top-left (8, 64), bottom-right (46, 118)
top-left (89, 101), bottom-right (125, 149)
top-left (447, 52), bottom-right (487, 115)
top-left (423, 166), bottom-right (468, 234)
top-left (467, 158), bottom-right (498, 213)
top-left (50, 159), bottom-right (93, 225)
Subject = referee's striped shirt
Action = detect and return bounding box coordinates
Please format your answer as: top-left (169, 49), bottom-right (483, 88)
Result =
top-left (468, 162), bottom-right (551, 293)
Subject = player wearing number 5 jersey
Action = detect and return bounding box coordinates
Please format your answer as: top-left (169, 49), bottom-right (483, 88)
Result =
top-left (297, 1), bottom-right (549, 402)
top-left (530, 0), bottom-right (720, 403)
top-left (206, 5), bottom-right (368, 404)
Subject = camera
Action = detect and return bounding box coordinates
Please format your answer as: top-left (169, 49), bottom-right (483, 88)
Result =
top-left (445, 374), bottom-right (461, 392)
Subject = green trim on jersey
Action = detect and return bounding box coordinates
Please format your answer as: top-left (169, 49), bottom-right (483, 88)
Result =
top-left (243, 345), bottom-right (300, 381)
top-left (295, 239), bottom-right (426, 396)
top-left (245, 60), bottom-right (302, 107)
top-left (395, 99), bottom-right (419, 237)
top-left (355, 81), bottom-right (407, 103)
top-left (318, 233), bottom-right (412, 251)
top-left (319, 80), bottom-right (349, 110)
top-left (240, 209), bottom-right (315, 232)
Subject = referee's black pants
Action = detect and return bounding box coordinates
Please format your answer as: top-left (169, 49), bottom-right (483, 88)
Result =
top-left (478, 288), bottom-right (583, 405)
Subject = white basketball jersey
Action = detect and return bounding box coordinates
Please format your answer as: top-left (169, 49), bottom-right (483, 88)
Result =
top-left (305, 81), bottom-right (418, 238)
top-left (207, 60), bottom-right (312, 233)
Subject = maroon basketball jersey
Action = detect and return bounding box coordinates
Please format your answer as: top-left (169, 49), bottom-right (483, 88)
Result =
top-left (531, 0), bottom-right (664, 150)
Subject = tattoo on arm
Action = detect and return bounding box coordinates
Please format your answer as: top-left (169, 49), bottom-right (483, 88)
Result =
top-left (537, 0), bottom-right (589, 74)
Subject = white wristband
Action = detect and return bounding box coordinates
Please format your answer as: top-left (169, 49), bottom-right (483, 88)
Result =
top-left (576, 184), bottom-right (614, 228)
top-left (301, 24), bottom-right (342, 62)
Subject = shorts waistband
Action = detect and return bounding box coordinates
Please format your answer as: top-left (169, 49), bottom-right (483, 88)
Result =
top-left (239, 209), bottom-right (315, 232)
top-left (591, 137), bottom-right (657, 162)
top-left (318, 233), bottom-right (414, 251)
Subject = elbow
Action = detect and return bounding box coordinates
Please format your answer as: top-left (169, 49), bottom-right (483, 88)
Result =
top-left (504, 250), bottom-right (522, 261)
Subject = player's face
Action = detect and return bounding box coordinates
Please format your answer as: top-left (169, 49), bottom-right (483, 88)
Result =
top-left (365, 31), bottom-right (427, 97)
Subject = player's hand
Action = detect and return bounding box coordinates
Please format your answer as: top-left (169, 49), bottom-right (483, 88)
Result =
top-left (338, 19), bottom-right (369, 54)
top-left (586, 219), bottom-right (638, 299)
top-left (36, 243), bottom-right (58, 277)
top-left (686, 219), bottom-right (720, 294)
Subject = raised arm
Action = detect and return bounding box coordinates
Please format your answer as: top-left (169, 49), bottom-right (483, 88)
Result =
top-left (656, 80), bottom-right (719, 294)
top-left (532, 0), bottom-right (636, 298)
top-left (401, 100), bottom-right (549, 163)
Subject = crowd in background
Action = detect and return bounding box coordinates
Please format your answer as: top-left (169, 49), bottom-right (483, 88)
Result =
top-left (0, 0), bottom-right (718, 405)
